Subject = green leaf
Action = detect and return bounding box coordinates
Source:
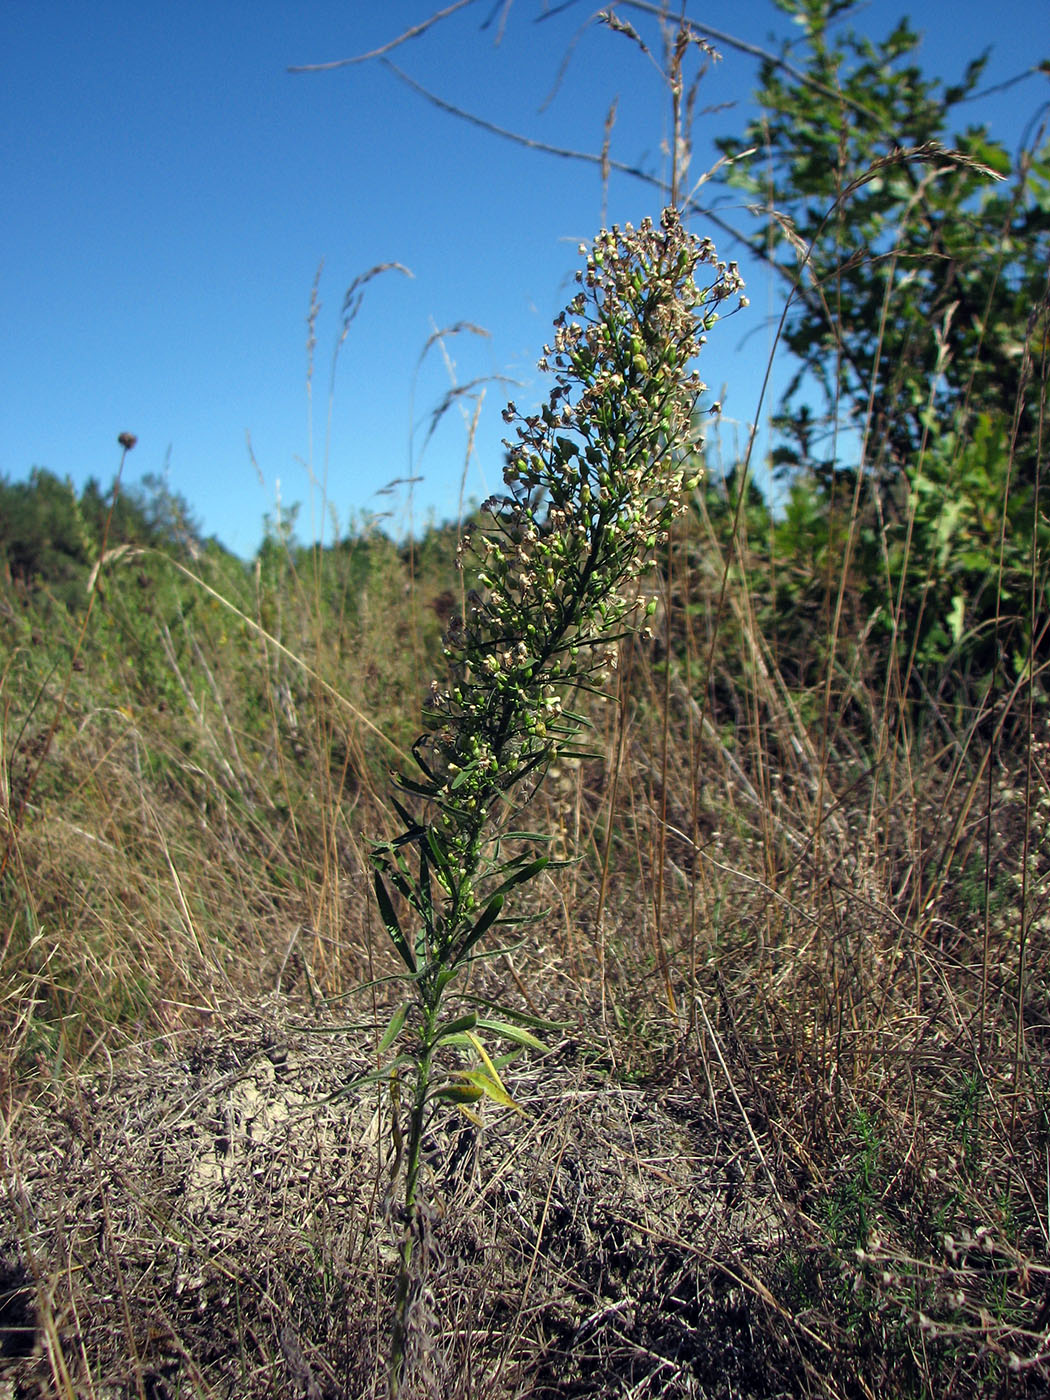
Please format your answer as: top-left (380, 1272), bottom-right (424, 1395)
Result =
top-left (432, 1082), bottom-right (485, 1125)
top-left (555, 745), bottom-right (604, 762)
top-left (287, 967), bottom-right (415, 1014)
top-left (417, 838), bottom-right (434, 920)
top-left (434, 1032), bottom-right (474, 1052)
top-left (451, 1068), bottom-right (524, 1114)
top-left (380, 860), bottom-right (416, 906)
top-left (386, 822), bottom-right (427, 851)
top-left (433, 1012), bottom-right (479, 1042)
top-left (490, 907), bottom-right (551, 929)
top-left (396, 772), bottom-right (441, 799)
top-left (433, 965), bottom-right (460, 996)
top-left (550, 706), bottom-right (594, 726)
top-left (373, 871), bottom-right (416, 973)
top-left (388, 793), bottom-right (421, 833)
top-left (462, 998), bottom-right (567, 1033)
top-left (474, 1018), bottom-right (548, 1052)
top-left (377, 1002), bottom-right (409, 1053)
top-left (489, 856), bottom-right (549, 901)
top-left (325, 1055), bottom-right (415, 1102)
top-left (410, 739), bottom-right (439, 781)
top-left (433, 1082), bottom-right (485, 1105)
top-left (425, 827), bottom-right (454, 877)
top-left (459, 893), bottom-right (505, 956)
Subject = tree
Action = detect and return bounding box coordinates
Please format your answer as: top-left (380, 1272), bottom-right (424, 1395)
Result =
top-left (715, 0), bottom-right (1049, 488)
top-left (711, 0), bottom-right (1050, 697)
top-left (0, 469), bottom-right (93, 592)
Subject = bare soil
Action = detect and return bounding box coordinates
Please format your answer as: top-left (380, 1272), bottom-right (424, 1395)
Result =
top-left (0, 996), bottom-right (808, 1400)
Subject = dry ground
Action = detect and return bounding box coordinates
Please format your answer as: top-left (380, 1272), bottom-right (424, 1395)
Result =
top-left (0, 995), bottom-right (824, 1400)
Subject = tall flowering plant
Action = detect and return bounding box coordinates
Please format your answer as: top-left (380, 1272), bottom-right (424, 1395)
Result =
top-left (368, 209), bottom-right (744, 1395)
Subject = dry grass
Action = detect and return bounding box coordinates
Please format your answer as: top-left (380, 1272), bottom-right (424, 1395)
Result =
top-left (1, 463), bottom-right (1048, 1396)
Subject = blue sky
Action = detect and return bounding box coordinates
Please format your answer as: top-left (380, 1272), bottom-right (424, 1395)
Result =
top-left (3, 1), bottom-right (1046, 557)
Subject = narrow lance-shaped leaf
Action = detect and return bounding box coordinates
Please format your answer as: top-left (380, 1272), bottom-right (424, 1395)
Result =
top-left (425, 826), bottom-right (457, 893)
top-left (323, 1054), bottom-right (416, 1103)
top-left (450, 760), bottom-right (482, 791)
top-left (489, 856), bottom-right (549, 902)
top-left (449, 1067), bottom-right (524, 1114)
top-left (379, 856), bottom-right (417, 906)
top-left (474, 1017), bottom-right (548, 1052)
top-left (458, 893), bottom-right (505, 957)
top-left (463, 998), bottom-right (566, 1032)
top-left (373, 870), bottom-right (416, 973)
top-left (388, 792), bottom-right (423, 835)
top-left (464, 1030), bottom-right (510, 1097)
top-left (417, 833), bottom-right (433, 923)
top-left (433, 1082), bottom-right (485, 1106)
top-left (394, 772), bottom-right (441, 799)
top-left (410, 737), bottom-right (439, 782)
top-left (432, 1082), bottom-right (485, 1126)
top-left (432, 1012), bottom-right (479, 1043)
top-left (377, 1002), bottom-right (410, 1053)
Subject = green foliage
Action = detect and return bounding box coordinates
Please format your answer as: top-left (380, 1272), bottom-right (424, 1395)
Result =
top-left (822, 1108), bottom-right (885, 1249)
top-left (0, 469), bottom-right (96, 601)
top-left (0, 469), bottom-right (206, 607)
top-left (712, 0), bottom-right (1050, 696)
top-left (719, 0), bottom-right (1048, 474)
top-left (883, 411), bottom-right (1050, 691)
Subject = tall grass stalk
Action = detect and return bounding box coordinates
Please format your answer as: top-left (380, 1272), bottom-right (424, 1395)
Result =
top-left (363, 209), bottom-right (744, 1395)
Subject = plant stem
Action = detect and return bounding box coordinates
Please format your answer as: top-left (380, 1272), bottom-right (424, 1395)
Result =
top-left (390, 1012), bottom-right (436, 1398)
